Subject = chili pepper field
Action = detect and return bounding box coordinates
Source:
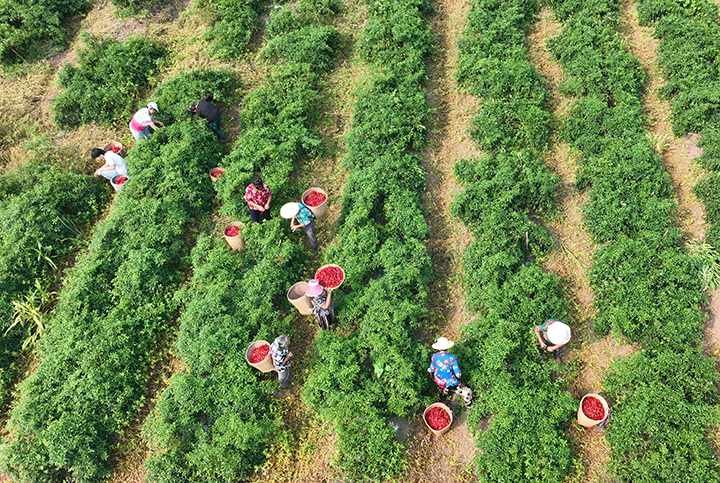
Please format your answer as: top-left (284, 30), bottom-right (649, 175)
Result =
top-left (0, 0), bottom-right (719, 481)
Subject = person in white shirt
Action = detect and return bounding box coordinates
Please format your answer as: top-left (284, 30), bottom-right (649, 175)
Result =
top-left (129, 101), bottom-right (164, 141)
top-left (91, 148), bottom-right (127, 180)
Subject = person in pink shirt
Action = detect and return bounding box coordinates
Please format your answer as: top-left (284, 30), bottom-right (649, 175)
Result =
top-left (244, 176), bottom-right (273, 222)
top-left (129, 102), bottom-right (164, 142)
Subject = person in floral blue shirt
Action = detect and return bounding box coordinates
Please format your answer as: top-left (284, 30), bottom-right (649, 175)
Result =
top-left (270, 335), bottom-right (293, 389)
top-left (427, 337), bottom-right (463, 401)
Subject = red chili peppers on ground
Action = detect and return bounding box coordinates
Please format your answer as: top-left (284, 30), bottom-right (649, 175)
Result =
top-left (425, 406), bottom-right (451, 431)
top-left (113, 176), bottom-right (128, 185)
top-left (225, 226), bottom-right (241, 237)
top-left (305, 190), bottom-right (327, 207)
top-left (249, 344), bottom-right (270, 363)
top-left (582, 396), bottom-right (606, 420)
top-left (211, 168), bottom-right (226, 179)
top-left (316, 266), bottom-right (344, 288)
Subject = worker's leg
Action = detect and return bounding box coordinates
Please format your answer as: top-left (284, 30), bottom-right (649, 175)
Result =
top-left (304, 220), bottom-right (318, 251)
top-left (209, 117), bottom-right (228, 141)
top-left (140, 127), bottom-right (151, 140)
top-left (327, 306), bottom-right (335, 327)
top-left (131, 130), bottom-right (142, 141)
top-left (249, 209), bottom-right (261, 222)
top-left (278, 368), bottom-right (291, 389)
top-left (262, 210), bottom-right (272, 221)
top-left (100, 169), bottom-right (119, 180)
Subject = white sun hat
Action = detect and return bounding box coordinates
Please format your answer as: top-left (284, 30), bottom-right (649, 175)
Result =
top-left (432, 337), bottom-right (454, 351)
top-left (280, 202), bottom-right (300, 219)
top-left (547, 322), bottom-right (571, 345)
top-left (147, 101), bottom-right (159, 112)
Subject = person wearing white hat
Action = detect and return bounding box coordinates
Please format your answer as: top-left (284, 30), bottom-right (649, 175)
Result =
top-left (535, 319), bottom-right (571, 364)
top-left (306, 279), bottom-right (334, 330)
top-left (129, 101), bottom-right (164, 142)
top-left (281, 202), bottom-right (317, 252)
top-left (427, 337), bottom-right (463, 401)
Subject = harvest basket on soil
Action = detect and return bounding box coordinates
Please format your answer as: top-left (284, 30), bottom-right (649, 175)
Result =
top-left (209, 167), bottom-right (226, 180)
top-left (110, 174), bottom-right (129, 192)
top-left (287, 281), bottom-right (313, 315)
top-left (315, 264), bottom-right (345, 289)
top-left (423, 403), bottom-right (453, 435)
top-left (302, 187), bottom-right (328, 219)
top-left (577, 393), bottom-right (609, 428)
top-left (223, 222), bottom-right (245, 251)
top-left (246, 340), bottom-right (275, 373)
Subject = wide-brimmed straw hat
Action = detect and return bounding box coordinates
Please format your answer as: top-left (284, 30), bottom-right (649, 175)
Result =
top-left (547, 322), bottom-right (571, 345)
top-left (281, 202), bottom-right (300, 219)
top-left (432, 337), bottom-right (454, 351)
top-left (306, 279), bottom-right (324, 297)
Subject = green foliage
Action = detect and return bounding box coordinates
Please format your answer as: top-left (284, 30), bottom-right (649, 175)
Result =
top-left (0, 0), bottom-right (88, 63)
top-left (52, 33), bottom-right (166, 128)
top-left (199, 0), bottom-right (266, 59)
top-left (604, 348), bottom-right (720, 482)
top-left (261, 26), bottom-right (340, 71)
top-left (0, 120), bottom-right (222, 483)
top-left (152, 68), bottom-right (237, 124)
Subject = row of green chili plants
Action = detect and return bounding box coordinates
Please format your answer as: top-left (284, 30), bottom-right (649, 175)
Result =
top-left (0, 96), bottom-right (224, 482)
top-left (546, 0), bottom-right (720, 480)
top-left (141, 1), bottom-right (341, 481)
top-left (635, 0), bottom-right (720, 250)
top-left (452, 0), bottom-right (577, 480)
top-left (0, 151), bottom-right (109, 405)
top-left (300, 0), bottom-right (435, 480)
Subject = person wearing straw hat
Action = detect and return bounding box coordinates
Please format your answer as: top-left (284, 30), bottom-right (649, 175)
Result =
top-left (427, 337), bottom-right (462, 401)
top-left (129, 101), bottom-right (164, 142)
top-left (280, 202), bottom-right (317, 252)
top-left (270, 335), bottom-right (293, 389)
top-left (535, 319), bottom-right (571, 364)
top-left (306, 279), bottom-right (334, 330)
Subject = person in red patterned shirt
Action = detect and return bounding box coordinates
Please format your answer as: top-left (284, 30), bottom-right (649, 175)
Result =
top-left (244, 176), bottom-right (273, 222)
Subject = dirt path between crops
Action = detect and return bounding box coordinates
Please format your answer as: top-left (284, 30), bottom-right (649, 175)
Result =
top-left (397, 0), bottom-right (478, 480)
top-left (528, 8), bottom-right (636, 483)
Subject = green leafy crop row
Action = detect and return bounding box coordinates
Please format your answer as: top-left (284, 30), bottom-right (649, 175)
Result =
top-left (0, 117), bottom-right (223, 482)
top-left (454, 0), bottom-right (576, 480)
top-left (301, 0), bottom-right (435, 480)
top-left (197, 0), bottom-right (267, 59)
top-left (546, 0), bottom-right (720, 479)
top-left (635, 0), bottom-right (720, 248)
top-left (142, 3), bottom-right (340, 480)
top-left (0, 156), bottom-right (109, 404)
top-left (53, 32), bottom-right (166, 128)
top-left (0, 0), bottom-right (88, 63)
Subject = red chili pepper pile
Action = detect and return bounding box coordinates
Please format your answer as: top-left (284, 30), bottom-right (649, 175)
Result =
top-left (225, 226), bottom-right (241, 237)
top-left (317, 265), bottom-right (344, 288)
top-left (211, 169), bottom-right (226, 179)
top-left (114, 176), bottom-right (128, 185)
top-left (249, 344), bottom-right (270, 363)
top-left (305, 190), bottom-right (327, 207)
top-left (582, 396), bottom-right (605, 420)
top-left (425, 406), bottom-right (451, 431)
top-left (109, 146), bottom-right (122, 153)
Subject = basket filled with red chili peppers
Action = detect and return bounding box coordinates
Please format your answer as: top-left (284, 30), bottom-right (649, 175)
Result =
top-left (209, 167), bottom-right (226, 180)
top-left (110, 174), bottom-right (129, 192)
top-left (223, 222), bottom-right (245, 251)
top-left (423, 403), bottom-right (453, 435)
top-left (577, 393), bottom-right (609, 428)
top-left (301, 187), bottom-right (328, 219)
top-left (245, 340), bottom-right (275, 373)
top-left (315, 264), bottom-right (345, 289)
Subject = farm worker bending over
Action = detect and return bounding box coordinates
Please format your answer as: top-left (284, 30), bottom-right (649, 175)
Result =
top-left (535, 319), bottom-right (571, 364)
top-left (270, 335), bottom-right (293, 389)
top-left (129, 101), bottom-right (164, 142)
top-left (188, 93), bottom-right (227, 141)
top-left (280, 202), bottom-right (317, 252)
top-left (244, 176), bottom-right (273, 222)
top-left (91, 148), bottom-right (127, 180)
top-left (428, 337), bottom-right (463, 401)
top-left (306, 279), bottom-right (334, 330)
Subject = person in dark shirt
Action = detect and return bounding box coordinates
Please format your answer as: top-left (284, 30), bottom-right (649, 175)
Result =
top-left (188, 93), bottom-right (227, 141)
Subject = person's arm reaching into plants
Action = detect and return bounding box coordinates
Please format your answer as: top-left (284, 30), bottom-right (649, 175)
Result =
top-left (321, 288), bottom-right (333, 310)
top-left (535, 325), bottom-right (547, 348)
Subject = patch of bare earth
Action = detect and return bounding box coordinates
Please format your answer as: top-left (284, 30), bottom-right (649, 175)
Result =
top-left (529, 8), bottom-right (633, 483)
top-left (402, 0), bottom-right (477, 480)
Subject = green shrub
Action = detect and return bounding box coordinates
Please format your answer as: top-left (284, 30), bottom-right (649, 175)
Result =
top-left (52, 33), bottom-right (166, 128)
top-left (199, 0), bottom-right (266, 59)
